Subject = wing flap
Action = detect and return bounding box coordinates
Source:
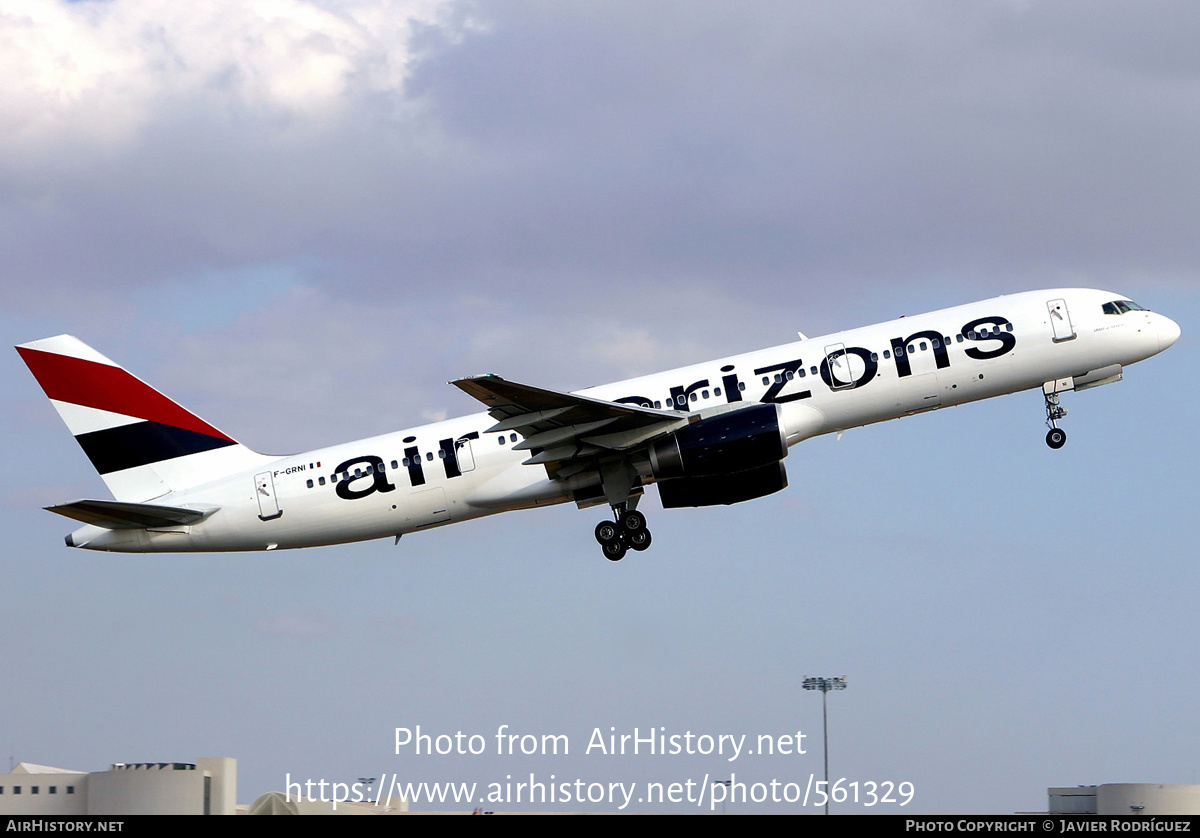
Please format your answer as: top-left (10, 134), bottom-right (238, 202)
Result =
top-left (486, 407), bottom-right (574, 433)
top-left (452, 374), bottom-right (686, 444)
top-left (513, 419), bottom-right (618, 451)
top-left (455, 374), bottom-right (677, 424)
top-left (451, 373), bottom-right (690, 473)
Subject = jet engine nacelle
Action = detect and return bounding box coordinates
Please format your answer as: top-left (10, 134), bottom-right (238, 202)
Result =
top-left (649, 402), bottom-right (787, 480)
top-left (658, 461), bottom-right (789, 508)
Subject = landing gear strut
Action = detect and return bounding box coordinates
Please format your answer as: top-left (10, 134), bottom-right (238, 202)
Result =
top-left (594, 503), bottom-right (652, 561)
top-left (593, 459), bottom-right (653, 561)
top-left (1044, 389), bottom-right (1068, 449)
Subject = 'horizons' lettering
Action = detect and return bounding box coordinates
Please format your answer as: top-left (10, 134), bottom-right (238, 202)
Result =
top-left (615, 315), bottom-right (1015, 408)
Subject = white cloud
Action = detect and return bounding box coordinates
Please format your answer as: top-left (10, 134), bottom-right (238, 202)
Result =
top-left (0, 0), bottom-right (457, 154)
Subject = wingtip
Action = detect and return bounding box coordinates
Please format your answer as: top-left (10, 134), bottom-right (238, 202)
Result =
top-left (449, 373), bottom-right (501, 387)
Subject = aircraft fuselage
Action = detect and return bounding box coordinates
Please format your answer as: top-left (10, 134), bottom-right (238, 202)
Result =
top-left (45, 288), bottom-right (1180, 553)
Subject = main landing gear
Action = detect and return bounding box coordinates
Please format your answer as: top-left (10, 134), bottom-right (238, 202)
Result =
top-left (1044, 388), bottom-right (1068, 449)
top-left (594, 506), bottom-right (652, 562)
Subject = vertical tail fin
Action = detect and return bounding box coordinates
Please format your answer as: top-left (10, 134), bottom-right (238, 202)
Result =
top-left (16, 335), bottom-right (271, 501)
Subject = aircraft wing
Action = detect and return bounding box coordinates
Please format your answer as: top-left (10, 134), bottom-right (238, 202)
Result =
top-left (47, 499), bottom-right (217, 530)
top-left (450, 374), bottom-right (691, 474)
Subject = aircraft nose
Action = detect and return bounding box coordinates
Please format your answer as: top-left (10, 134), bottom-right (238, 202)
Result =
top-left (1158, 315), bottom-right (1181, 351)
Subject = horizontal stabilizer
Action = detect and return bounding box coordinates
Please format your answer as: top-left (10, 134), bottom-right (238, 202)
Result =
top-left (46, 499), bottom-right (216, 530)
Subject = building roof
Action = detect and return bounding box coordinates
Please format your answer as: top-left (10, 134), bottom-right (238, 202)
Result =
top-left (10, 763), bottom-right (86, 775)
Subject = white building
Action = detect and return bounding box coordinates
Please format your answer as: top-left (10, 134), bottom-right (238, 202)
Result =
top-left (0, 763), bottom-right (87, 815)
top-left (1049, 784), bottom-right (1200, 816)
top-left (0, 758), bottom-right (235, 815)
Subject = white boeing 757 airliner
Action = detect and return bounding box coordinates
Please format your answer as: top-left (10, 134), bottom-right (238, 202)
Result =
top-left (17, 288), bottom-right (1179, 560)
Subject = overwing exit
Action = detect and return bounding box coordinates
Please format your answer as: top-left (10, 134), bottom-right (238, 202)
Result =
top-left (16, 288), bottom-right (1179, 560)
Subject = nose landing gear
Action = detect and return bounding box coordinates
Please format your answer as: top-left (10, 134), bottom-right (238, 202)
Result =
top-left (1043, 383), bottom-right (1068, 449)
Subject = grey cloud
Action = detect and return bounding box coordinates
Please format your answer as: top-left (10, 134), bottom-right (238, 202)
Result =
top-left (4, 1), bottom-right (1198, 323)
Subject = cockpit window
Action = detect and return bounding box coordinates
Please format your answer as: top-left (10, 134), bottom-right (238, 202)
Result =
top-left (1102, 300), bottom-right (1147, 315)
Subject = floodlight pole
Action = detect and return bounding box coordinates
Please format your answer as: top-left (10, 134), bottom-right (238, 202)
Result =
top-left (803, 676), bottom-right (847, 815)
top-left (358, 777), bottom-right (376, 803)
top-left (715, 779), bottom-right (731, 814)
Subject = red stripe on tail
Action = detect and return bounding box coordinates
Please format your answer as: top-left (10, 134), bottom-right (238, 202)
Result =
top-left (17, 347), bottom-right (234, 441)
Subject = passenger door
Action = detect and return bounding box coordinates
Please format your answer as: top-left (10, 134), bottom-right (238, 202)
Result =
top-left (1048, 298), bottom-right (1075, 342)
top-left (255, 472), bottom-right (282, 520)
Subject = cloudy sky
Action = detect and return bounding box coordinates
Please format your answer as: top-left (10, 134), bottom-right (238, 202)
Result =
top-left (2, 0), bottom-right (1197, 813)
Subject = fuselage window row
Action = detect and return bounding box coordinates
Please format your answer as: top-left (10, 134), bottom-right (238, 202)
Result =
top-left (300, 324), bottom-right (1033, 493)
